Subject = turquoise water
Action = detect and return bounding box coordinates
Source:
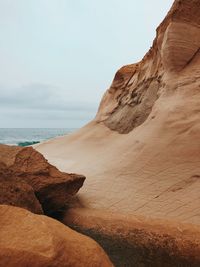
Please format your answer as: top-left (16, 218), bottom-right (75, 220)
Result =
top-left (0, 128), bottom-right (76, 146)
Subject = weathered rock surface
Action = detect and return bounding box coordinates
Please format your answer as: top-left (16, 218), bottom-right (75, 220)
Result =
top-left (36, 0), bottom-right (200, 224)
top-left (0, 144), bottom-right (85, 214)
top-left (0, 162), bottom-right (43, 214)
top-left (64, 208), bottom-right (200, 267)
top-left (36, 1), bottom-right (200, 266)
top-left (0, 205), bottom-right (113, 267)
top-left (96, 0), bottom-right (200, 133)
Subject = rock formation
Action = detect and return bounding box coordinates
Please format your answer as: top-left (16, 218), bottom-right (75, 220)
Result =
top-left (0, 162), bottom-right (43, 214)
top-left (0, 205), bottom-right (113, 267)
top-left (36, 0), bottom-right (200, 266)
top-left (0, 144), bottom-right (85, 214)
top-left (64, 208), bottom-right (200, 267)
top-left (96, 0), bottom-right (200, 133)
top-left (36, 0), bottom-right (200, 223)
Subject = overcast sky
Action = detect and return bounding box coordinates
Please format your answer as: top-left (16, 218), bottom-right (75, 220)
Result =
top-left (0, 0), bottom-right (174, 128)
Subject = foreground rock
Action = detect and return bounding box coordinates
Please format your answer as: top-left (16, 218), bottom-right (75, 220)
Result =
top-left (0, 163), bottom-right (43, 214)
top-left (0, 205), bottom-right (113, 267)
top-left (64, 208), bottom-right (200, 267)
top-left (0, 144), bottom-right (85, 214)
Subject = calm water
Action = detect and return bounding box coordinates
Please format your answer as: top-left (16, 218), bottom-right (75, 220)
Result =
top-left (0, 128), bottom-right (77, 146)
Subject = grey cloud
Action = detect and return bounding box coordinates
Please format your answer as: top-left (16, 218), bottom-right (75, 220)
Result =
top-left (0, 83), bottom-right (98, 112)
top-left (2, 108), bottom-right (95, 120)
top-left (0, 106), bottom-right (95, 128)
top-left (0, 83), bottom-right (97, 127)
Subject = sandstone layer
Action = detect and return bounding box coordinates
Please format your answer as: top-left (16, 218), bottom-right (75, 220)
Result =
top-left (0, 205), bottom-right (113, 267)
top-left (0, 162), bottom-right (43, 214)
top-left (36, 0), bottom-right (200, 224)
top-left (64, 208), bottom-right (200, 267)
top-left (0, 144), bottom-right (85, 214)
top-left (36, 0), bottom-right (200, 266)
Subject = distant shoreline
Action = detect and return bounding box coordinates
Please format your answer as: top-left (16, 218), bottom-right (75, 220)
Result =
top-left (17, 140), bottom-right (40, 147)
top-left (0, 128), bottom-right (77, 147)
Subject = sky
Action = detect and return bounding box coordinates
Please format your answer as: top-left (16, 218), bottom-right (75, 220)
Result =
top-left (0, 0), bottom-right (174, 128)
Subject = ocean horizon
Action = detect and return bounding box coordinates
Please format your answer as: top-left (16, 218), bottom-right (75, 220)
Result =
top-left (0, 128), bottom-right (77, 146)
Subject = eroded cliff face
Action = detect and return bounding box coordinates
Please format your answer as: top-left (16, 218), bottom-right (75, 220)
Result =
top-left (96, 0), bottom-right (200, 134)
top-left (36, 0), bottom-right (200, 224)
top-left (35, 2), bottom-right (200, 265)
top-left (35, 0), bottom-right (200, 219)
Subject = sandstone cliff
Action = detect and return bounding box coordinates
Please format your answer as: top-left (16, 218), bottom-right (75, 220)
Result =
top-left (37, 0), bottom-right (200, 224)
top-left (96, 0), bottom-right (200, 133)
top-left (36, 1), bottom-right (200, 266)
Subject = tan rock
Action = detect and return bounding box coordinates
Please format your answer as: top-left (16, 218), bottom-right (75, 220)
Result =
top-left (0, 144), bottom-right (85, 214)
top-left (0, 163), bottom-right (43, 214)
top-left (0, 205), bottom-right (113, 267)
top-left (36, 0), bottom-right (200, 224)
top-left (64, 208), bottom-right (200, 267)
top-left (35, 1), bottom-right (200, 265)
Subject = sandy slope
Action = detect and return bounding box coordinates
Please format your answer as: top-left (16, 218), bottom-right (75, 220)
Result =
top-left (36, 1), bottom-right (200, 265)
top-left (36, 0), bottom-right (200, 224)
top-left (36, 66), bottom-right (200, 224)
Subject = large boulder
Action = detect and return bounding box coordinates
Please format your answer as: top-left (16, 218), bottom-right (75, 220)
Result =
top-left (0, 144), bottom-right (85, 214)
top-left (0, 205), bottom-right (113, 267)
top-left (0, 162), bottom-right (43, 214)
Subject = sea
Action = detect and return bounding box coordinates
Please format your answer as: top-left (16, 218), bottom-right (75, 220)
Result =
top-left (0, 128), bottom-right (77, 147)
